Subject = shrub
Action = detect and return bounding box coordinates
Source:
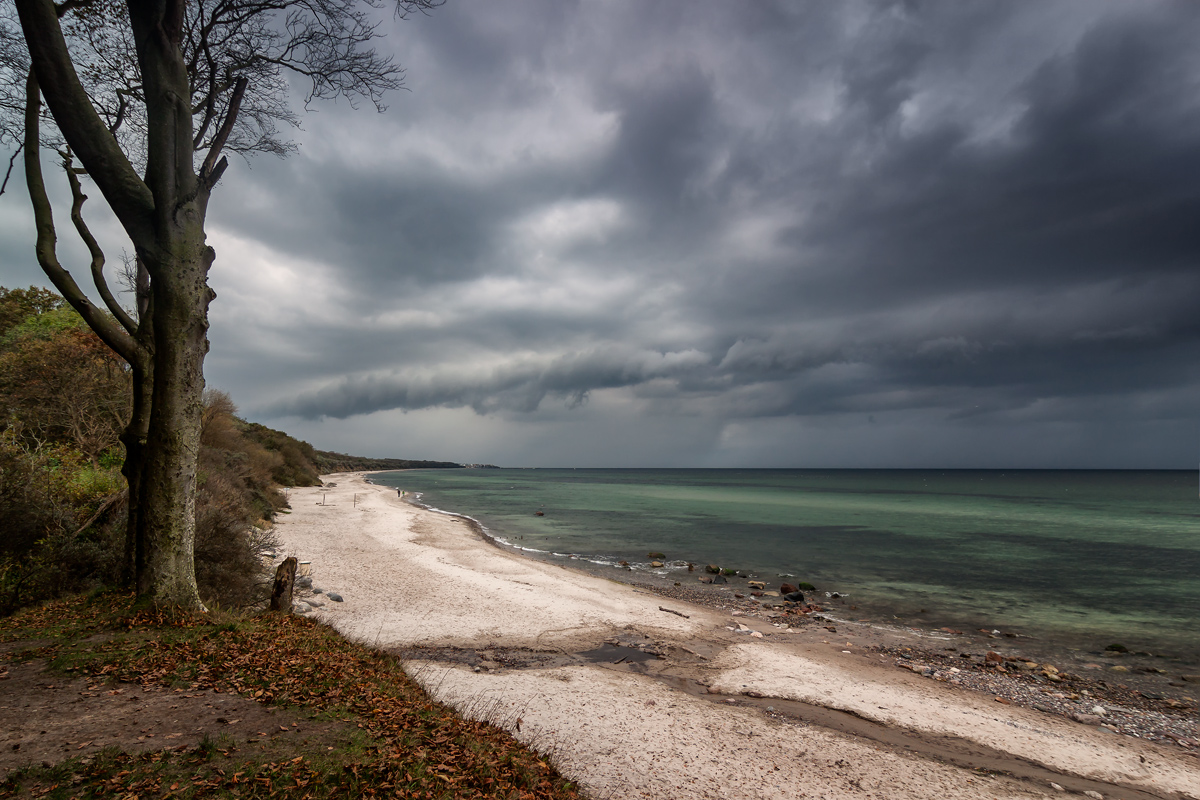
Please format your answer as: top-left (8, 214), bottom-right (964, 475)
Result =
top-left (0, 432), bottom-right (124, 614)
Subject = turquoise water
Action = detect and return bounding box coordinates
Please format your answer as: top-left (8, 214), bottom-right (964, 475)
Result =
top-left (371, 469), bottom-right (1200, 660)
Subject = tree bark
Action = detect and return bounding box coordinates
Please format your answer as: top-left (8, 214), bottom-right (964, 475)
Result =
top-left (135, 240), bottom-right (212, 608)
top-left (270, 557), bottom-right (298, 613)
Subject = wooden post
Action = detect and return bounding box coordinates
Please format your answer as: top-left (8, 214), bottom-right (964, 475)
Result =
top-left (269, 557), bottom-right (298, 612)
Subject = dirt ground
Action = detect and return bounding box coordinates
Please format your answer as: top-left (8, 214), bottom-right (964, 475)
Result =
top-left (0, 640), bottom-right (341, 780)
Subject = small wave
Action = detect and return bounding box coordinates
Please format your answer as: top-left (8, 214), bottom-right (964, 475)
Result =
top-left (490, 536), bottom-right (549, 554)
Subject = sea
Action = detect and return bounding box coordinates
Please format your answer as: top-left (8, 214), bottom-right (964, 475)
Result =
top-left (370, 469), bottom-right (1200, 667)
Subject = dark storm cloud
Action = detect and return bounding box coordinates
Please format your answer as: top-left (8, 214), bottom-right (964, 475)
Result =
top-left (4, 0), bottom-right (1198, 466)
top-left (273, 344), bottom-right (711, 418)
top-left (238, 3), bottom-right (1200, 438)
top-left (793, 8), bottom-right (1200, 298)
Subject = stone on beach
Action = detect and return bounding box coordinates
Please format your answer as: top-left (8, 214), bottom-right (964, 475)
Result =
top-left (326, 592), bottom-right (343, 602)
top-left (779, 583), bottom-right (798, 594)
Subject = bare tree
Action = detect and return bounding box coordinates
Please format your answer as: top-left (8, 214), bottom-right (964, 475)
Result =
top-left (7, 0), bottom-right (439, 609)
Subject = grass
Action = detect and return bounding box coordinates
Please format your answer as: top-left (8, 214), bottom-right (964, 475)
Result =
top-left (0, 591), bottom-right (583, 799)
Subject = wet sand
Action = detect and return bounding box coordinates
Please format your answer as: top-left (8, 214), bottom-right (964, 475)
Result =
top-left (273, 473), bottom-right (1199, 800)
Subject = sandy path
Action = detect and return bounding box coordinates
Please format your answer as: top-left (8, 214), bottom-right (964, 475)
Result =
top-left (273, 474), bottom-right (1199, 800)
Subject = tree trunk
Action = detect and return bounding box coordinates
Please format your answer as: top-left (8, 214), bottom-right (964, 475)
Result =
top-left (134, 236), bottom-right (213, 610)
top-left (120, 358), bottom-right (151, 586)
top-left (270, 557), bottom-right (298, 613)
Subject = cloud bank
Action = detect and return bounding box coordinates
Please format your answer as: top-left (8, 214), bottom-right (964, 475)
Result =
top-left (3, 0), bottom-right (1198, 466)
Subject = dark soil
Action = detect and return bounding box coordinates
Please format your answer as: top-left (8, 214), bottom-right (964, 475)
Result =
top-left (0, 643), bottom-right (346, 779)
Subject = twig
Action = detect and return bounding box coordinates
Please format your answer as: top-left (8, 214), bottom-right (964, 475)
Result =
top-left (658, 606), bottom-right (690, 619)
top-left (0, 144), bottom-right (22, 196)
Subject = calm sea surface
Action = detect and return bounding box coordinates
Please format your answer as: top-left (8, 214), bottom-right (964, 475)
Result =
top-left (371, 469), bottom-right (1200, 661)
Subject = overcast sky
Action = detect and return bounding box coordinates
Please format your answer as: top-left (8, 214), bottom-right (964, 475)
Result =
top-left (3, 0), bottom-right (1199, 468)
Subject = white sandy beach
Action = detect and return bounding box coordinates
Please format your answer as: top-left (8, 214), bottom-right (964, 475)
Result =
top-left (273, 474), bottom-right (1199, 800)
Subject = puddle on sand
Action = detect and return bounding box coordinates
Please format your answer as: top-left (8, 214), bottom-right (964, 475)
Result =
top-left (577, 643), bottom-right (662, 665)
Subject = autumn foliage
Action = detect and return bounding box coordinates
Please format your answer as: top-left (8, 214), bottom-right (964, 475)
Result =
top-left (0, 592), bottom-right (582, 799)
top-left (0, 287), bottom-right (323, 613)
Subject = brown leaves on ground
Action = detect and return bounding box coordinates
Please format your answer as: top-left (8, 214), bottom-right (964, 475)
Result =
top-left (0, 592), bottom-right (582, 799)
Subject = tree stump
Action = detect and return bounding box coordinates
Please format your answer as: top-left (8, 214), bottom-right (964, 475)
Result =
top-left (269, 557), bottom-right (298, 612)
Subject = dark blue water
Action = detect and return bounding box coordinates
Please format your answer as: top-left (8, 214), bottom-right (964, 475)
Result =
top-left (372, 469), bottom-right (1200, 661)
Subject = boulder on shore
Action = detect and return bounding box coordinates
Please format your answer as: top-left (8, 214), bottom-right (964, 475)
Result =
top-left (779, 583), bottom-right (798, 595)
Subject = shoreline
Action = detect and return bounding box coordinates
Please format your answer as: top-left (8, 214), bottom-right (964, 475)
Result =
top-left (274, 472), bottom-right (1199, 800)
top-left (400, 486), bottom-right (1200, 696)
top-left (388, 474), bottom-right (1200, 670)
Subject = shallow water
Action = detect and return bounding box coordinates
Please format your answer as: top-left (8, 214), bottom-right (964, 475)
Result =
top-left (371, 469), bottom-right (1200, 662)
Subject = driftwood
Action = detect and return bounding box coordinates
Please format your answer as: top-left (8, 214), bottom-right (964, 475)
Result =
top-left (72, 489), bottom-right (127, 537)
top-left (658, 606), bottom-right (690, 619)
top-left (269, 557), bottom-right (298, 612)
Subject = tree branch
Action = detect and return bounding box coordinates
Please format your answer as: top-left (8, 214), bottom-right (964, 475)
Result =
top-left (15, 0), bottom-right (156, 249)
top-left (62, 150), bottom-right (139, 336)
top-left (24, 69), bottom-right (143, 367)
top-left (199, 74), bottom-right (245, 189)
top-left (0, 144), bottom-right (23, 196)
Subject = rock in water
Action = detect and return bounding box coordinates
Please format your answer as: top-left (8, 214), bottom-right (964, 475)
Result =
top-left (326, 592), bottom-right (344, 602)
top-left (650, 561), bottom-right (664, 568)
top-left (747, 581), bottom-right (766, 590)
top-left (783, 591), bottom-right (805, 602)
top-left (705, 564), bottom-right (721, 574)
top-left (779, 583), bottom-right (798, 595)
